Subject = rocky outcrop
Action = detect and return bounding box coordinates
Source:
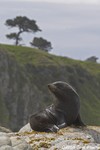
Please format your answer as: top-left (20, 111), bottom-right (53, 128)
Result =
top-left (0, 125), bottom-right (100, 150)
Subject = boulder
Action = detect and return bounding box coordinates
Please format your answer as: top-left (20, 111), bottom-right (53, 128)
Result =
top-left (0, 125), bottom-right (100, 149)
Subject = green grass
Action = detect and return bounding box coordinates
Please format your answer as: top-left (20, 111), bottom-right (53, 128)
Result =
top-left (0, 44), bottom-right (85, 67)
top-left (0, 44), bottom-right (100, 75)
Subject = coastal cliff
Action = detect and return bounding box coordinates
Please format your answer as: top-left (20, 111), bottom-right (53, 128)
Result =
top-left (0, 44), bottom-right (100, 131)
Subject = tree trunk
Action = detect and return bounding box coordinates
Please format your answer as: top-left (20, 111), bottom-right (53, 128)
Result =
top-left (15, 30), bottom-right (23, 46)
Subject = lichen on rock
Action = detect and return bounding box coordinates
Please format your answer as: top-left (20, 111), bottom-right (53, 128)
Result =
top-left (0, 125), bottom-right (100, 149)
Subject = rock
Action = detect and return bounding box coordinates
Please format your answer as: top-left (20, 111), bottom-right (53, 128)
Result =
top-left (18, 125), bottom-right (100, 149)
top-left (0, 125), bottom-right (100, 149)
top-left (0, 128), bottom-right (32, 150)
top-left (19, 123), bottom-right (32, 133)
top-left (85, 126), bottom-right (100, 143)
top-left (0, 145), bottom-right (13, 150)
top-left (10, 136), bottom-right (32, 150)
top-left (10, 136), bottom-right (27, 147)
top-left (13, 144), bottom-right (32, 150)
top-left (0, 132), bottom-right (11, 147)
top-left (0, 126), bottom-right (12, 133)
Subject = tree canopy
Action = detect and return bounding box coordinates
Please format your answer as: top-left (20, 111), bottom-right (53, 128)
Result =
top-left (86, 56), bottom-right (98, 63)
top-left (5, 16), bottom-right (41, 45)
top-left (30, 37), bottom-right (52, 52)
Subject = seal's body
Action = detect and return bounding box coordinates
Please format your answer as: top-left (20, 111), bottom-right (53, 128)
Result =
top-left (30, 81), bottom-right (85, 132)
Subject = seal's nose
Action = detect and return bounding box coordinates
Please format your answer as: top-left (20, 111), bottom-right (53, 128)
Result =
top-left (48, 84), bottom-right (56, 92)
top-left (48, 83), bottom-right (53, 87)
top-left (48, 84), bottom-right (52, 89)
top-left (48, 84), bottom-right (50, 87)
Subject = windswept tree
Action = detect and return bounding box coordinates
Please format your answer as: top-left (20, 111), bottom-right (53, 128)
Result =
top-left (30, 37), bottom-right (52, 52)
top-left (86, 56), bottom-right (98, 63)
top-left (5, 16), bottom-right (41, 45)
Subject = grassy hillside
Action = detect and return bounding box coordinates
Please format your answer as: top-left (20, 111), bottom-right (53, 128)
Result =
top-left (0, 44), bottom-right (100, 130)
top-left (1, 44), bottom-right (100, 74)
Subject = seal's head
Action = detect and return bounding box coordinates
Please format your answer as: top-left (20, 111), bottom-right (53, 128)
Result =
top-left (48, 81), bottom-right (79, 101)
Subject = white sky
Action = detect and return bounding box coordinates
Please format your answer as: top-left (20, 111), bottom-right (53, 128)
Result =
top-left (1, 0), bottom-right (100, 4)
top-left (27, 0), bottom-right (100, 4)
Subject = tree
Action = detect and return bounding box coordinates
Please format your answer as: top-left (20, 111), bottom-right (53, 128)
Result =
top-left (85, 56), bottom-right (98, 63)
top-left (5, 16), bottom-right (41, 45)
top-left (30, 37), bottom-right (52, 52)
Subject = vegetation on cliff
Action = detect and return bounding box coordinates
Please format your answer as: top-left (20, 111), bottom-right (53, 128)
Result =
top-left (0, 44), bottom-right (100, 131)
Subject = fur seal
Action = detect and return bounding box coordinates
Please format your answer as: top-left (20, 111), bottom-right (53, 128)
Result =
top-left (30, 81), bottom-right (85, 132)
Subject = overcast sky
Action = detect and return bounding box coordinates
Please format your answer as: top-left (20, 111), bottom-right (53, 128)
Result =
top-left (0, 0), bottom-right (100, 61)
top-left (2, 0), bottom-right (100, 4)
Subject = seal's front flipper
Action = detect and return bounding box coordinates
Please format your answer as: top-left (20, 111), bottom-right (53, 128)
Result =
top-left (47, 125), bottom-right (59, 133)
top-left (58, 122), bottom-right (67, 129)
top-left (73, 114), bottom-right (86, 127)
top-left (47, 123), bottom-right (67, 132)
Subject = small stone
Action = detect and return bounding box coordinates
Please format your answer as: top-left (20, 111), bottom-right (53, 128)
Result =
top-left (10, 136), bottom-right (32, 150)
top-left (0, 145), bottom-right (13, 150)
top-left (0, 133), bottom-right (11, 147)
top-left (10, 136), bottom-right (25, 147)
top-left (19, 123), bottom-right (32, 133)
top-left (13, 144), bottom-right (32, 150)
top-left (0, 127), bottom-right (11, 133)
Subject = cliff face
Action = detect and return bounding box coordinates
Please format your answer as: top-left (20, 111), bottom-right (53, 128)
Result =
top-left (0, 44), bottom-right (100, 131)
top-left (0, 49), bottom-right (46, 131)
